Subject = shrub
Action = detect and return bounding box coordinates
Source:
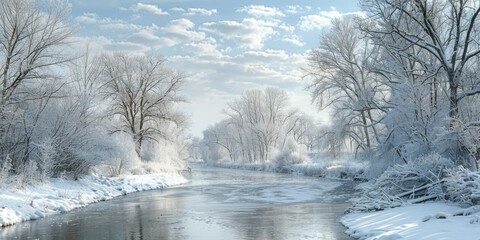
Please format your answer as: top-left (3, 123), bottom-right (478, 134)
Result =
top-left (348, 153), bottom-right (454, 212)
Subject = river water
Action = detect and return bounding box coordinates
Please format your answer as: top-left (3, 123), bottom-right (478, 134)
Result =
top-left (1, 165), bottom-right (355, 240)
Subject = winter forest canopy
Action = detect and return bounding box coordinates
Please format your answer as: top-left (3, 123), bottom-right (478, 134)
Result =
top-left (1, 0), bottom-right (480, 188)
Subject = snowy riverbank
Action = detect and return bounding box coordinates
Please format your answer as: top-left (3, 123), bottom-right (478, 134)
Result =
top-left (0, 173), bottom-right (188, 227)
top-left (342, 202), bottom-right (480, 240)
top-left (202, 157), bottom-right (368, 180)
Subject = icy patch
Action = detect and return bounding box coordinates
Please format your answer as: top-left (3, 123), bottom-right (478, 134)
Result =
top-left (223, 180), bottom-right (343, 204)
top-left (0, 173), bottom-right (188, 227)
top-left (342, 202), bottom-right (480, 240)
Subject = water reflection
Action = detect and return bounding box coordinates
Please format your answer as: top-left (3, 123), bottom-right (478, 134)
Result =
top-left (0, 166), bottom-right (354, 240)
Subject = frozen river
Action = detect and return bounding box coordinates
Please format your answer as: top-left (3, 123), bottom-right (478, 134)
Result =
top-left (1, 164), bottom-right (355, 239)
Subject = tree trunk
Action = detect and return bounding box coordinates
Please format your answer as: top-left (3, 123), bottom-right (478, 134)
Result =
top-left (449, 80), bottom-right (458, 119)
top-left (361, 111), bottom-right (371, 148)
top-left (134, 135), bottom-right (142, 159)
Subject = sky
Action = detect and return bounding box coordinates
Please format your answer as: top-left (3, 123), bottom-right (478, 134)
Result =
top-left (69, 0), bottom-right (361, 137)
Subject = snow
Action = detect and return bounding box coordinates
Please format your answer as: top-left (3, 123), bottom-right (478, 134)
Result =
top-left (0, 173), bottom-right (188, 227)
top-left (342, 202), bottom-right (480, 240)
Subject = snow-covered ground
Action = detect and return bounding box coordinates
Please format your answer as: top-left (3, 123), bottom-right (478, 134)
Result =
top-left (342, 202), bottom-right (480, 240)
top-left (0, 173), bottom-right (188, 227)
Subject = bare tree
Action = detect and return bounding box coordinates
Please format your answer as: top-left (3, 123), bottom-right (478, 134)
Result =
top-left (225, 88), bottom-right (296, 162)
top-left (100, 53), bottom-right (186, 158)
top-left (0, 0), bottom-right (72, 108)
top-left (201, 88), bottom-right (301, 163)
top-left (361, 0), bottom-right (480, 119)
top-left (0, 0), bottom-right (72, 170)
top-left (306, 16), bottom-right (389, 151)
top-left (360, 0), bottom-right (480, 165)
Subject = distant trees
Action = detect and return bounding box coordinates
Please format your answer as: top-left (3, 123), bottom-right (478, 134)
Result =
top-left (201, 88), bottom-right (315, 164)
top-left (100, 53), bottom-right (186, 158)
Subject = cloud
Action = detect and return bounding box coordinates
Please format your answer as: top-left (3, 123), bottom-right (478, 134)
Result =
top-left (282, 35), bottom-right (305, 47)
top-left (70, 36), bottom-right (150, 54)
top-left (238, 5), bottom-right (285, 18)
top-left (184, 8), bottom-right (218, 16)
top-left (170, 7), bottom-right (185, 12)
top-left (75, 13), bottom-right (142, 31)
top-left (298, 8), bottom-right (343, 31)
top-left (128, 18), bottom-right (206, 48)
top-left (130, 3), bottom-right (169, 16)
top-left (299, 9), bottom-right (367, 31)
top-left (200, 18), bottom-right (278, 49)
top-left (184, 37), bottom-right (225, 57)
top-left (285, 5), bottom-right (301, 14)
top-left (169, 7), bottom-right (217, 16)
top-left (75, 12), bottom-right (99, 24)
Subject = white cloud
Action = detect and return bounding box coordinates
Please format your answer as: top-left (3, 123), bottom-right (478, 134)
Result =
top-left (70, 36), bottom-right (150, 54)
top-left (299, 10), bottom-right (367, 31)
top-left (298, 8), bottom-right (343, 31)
top-left (75, 12), bottom-right (99, 24)
top-left (163, 18), bottom-right (205, 41)
top-left (184, 8), bottom-right (218, 16)
top-left (238, 5), bottom-right (285, 18)
top-left (184, 37), bottom-right (225, 57)
top-left (200, 18), bottom-right (277, 49)
top-left (282, 35), bottom-right (305, 47)
top-left (278, 22), bottom-right (295, 33)
top-left (128, 18), bottom-right (206, 48)
top-left (75, 13), bottom-right (142, 31)
top-left (285, 5), bottom-right (304, 14)
top-left (130, 3), bottom-right (169, 16)
top-left (170, 7), bottom-right (185, 12)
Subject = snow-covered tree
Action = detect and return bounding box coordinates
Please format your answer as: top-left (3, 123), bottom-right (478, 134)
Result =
top-left (307, 16), bottom-right (389, 152)
top-left (0, 0), bottom-right (72, 172)
top-left (200, 88), bottom-right (309, 164)
top-left (361, 0), bottom-right (480, 166)
top-left (100, 53), bottom-right (186, 158)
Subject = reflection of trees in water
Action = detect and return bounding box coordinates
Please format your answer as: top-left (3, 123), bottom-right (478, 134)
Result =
top-left (0, 192), bottom-right (186, 240)
top-left (230, 206), bottom-right (288, 239)
top-left (129, 205), bottom-right (144, 240)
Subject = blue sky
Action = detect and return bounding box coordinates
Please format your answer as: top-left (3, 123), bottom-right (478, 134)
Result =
top-left (69, 0), bottom-right (361, 136)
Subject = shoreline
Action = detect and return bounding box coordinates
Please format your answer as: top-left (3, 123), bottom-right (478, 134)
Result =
top-left (342, 202), bottom-right (480, 240)
top-left (0, 173), bottom-right (188, 227)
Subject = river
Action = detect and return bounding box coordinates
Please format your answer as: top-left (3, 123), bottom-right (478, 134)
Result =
top-left (1, 164), bottom-right (355, 240)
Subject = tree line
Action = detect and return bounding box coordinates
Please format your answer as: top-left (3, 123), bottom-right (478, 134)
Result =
top-left (198, 88), bottom-right (319, 167)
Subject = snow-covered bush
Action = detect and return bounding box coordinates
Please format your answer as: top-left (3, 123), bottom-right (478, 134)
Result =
top-left (274, 138), bottom-right (309, 173)
top-left (348, 153), bottom-right (454, 212)
top-left (138, 139), bottom-right (189, 174)
top-left (444, 166), bottom-right (480, 205)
